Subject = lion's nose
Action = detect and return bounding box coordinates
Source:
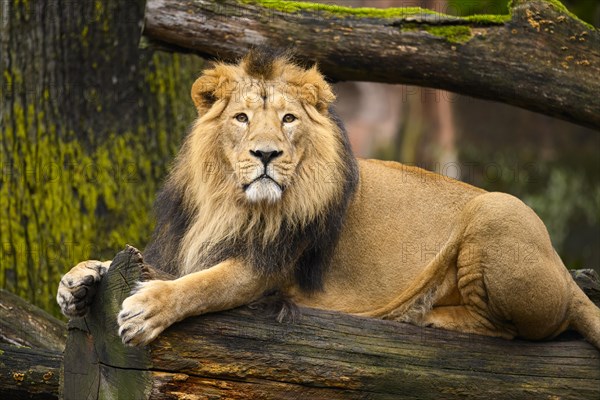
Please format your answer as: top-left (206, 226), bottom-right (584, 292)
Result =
top-left (250, 149), bottom-right (283, 165)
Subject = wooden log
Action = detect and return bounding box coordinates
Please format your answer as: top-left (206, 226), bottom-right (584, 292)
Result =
top-left (0, 344), bottom-right (62, 400)
top-left (571, 269), bottom-right (600, 306)
top-left (142, 0), bottom-right (600, 129)
top-left (62, 246), bottom-right (600, 399)
top-left (0, 289), bottom-right (67, 400)
top-left (0, 289), bottom-right (66, 352)
top-left (0, 291), bottom-right (64, 399)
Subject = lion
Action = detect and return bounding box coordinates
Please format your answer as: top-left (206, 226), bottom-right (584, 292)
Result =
top-left (57, 49), bottom-right (600, 349)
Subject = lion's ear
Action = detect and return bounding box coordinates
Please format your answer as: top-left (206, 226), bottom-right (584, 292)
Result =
top-left (191, 74), bottom-right (219, 114)
top-left (299, 66), bottom-right (336, 113)
top-left (191, 64), bottom-right (238, 115)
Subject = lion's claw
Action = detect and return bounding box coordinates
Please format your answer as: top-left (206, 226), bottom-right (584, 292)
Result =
top-left (56, 260), bottom-right (110, 318)
top-left (117, 280), bottom-right (176, 347)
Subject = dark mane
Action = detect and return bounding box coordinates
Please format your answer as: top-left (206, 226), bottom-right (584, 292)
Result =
top-left (290, 109), bottom-right (358, 291)
top-left (243, 47), bottom-right (315, 81)
top-left (243, 47), bottom-right (285, 80)
top-left (144, 48), bottom-right (358, 292)
top-left (143, 181), bottom-right (192, 276)
top-left (174, 110), bottom-right (358, 292)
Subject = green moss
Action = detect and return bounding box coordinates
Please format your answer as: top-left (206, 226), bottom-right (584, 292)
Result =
top-left (3, 70), bottom-right (12, 87)
top-left (509, 0), bottom-right (594, 30)
top-left (246, 0), bottom-right (592, 31)
top-left (1, 102), bottom-right (159, 307)
top-left (241, 0), bottom-right (441, 18)
top-left (543, 0), bottom-right (594, 29)
top-left (81, 25), bottom-right (89, 48)
top-left (1, 51), bottom-right (203, 317)
top-left (423, 26), bottom-right (473, 43)
top-left (243, 0), bottom-right (510, 29)
top-left (464, 14), bottom-right (511, 25)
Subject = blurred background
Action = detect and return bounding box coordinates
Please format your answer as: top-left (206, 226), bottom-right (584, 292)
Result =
top-left (1, 0), bottom-right (598, 317)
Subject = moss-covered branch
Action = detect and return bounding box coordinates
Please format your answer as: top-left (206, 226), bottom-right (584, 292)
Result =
top-left (143, 0), bottom-right (599, 129)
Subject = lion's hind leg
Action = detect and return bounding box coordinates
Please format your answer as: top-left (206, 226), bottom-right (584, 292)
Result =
top-left (451, 192), bottom-right (575, 342)
top-left (422, 255), bottom-right (516, 339)
top-left (422, 305), bottom-right (515, 339)
top-left (568, 281), bottom-right (600, 349)
top-left (421, 191), bottom-right (573, 342)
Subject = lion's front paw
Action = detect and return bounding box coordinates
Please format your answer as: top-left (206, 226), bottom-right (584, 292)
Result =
top-left (117, 280), bottom-right (177, 347)
top-left (57, 260), bottom-right (110, 318)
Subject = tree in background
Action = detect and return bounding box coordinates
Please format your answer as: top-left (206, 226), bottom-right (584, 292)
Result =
top-left (0, 1), bottom-right (203, 315)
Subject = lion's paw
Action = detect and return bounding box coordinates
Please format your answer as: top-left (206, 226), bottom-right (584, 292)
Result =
top-left (117, 280), bottom-right (177, 347)
top-left (57, 260), bottom-right (110, 318)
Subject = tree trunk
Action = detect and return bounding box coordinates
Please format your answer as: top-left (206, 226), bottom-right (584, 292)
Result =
top-left (62, 246), bottom-right (600, 400)
top-left (0, 0), bottom-right (204, 316)
top-left (143, 0), bottom-right (600, 129)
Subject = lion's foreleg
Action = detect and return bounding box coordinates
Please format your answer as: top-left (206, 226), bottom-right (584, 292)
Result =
top-left (117, 259), bottom-right (269, 346)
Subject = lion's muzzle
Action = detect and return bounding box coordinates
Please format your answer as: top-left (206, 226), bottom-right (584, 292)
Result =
top-left (244, 175), bottom-right (283, 203)
top-left (242, 148), bottom-right (287, 203)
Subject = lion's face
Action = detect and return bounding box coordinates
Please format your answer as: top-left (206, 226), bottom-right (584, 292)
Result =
top-left (165, 50), bottom-right (358, 276)
top-left (217, 81), bottom-right (311, 203)
top-left (186, 52), bottom-right (345, 210)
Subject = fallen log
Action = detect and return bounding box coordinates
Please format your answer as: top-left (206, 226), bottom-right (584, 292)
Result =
top-left (0, 344), bottom-right (62, 400)
top-left (0, 289), bottom-right (66, 352)
top-left (62, 246), bottom-right (600, 399)
top-left (571, 268), bottom-right (600, 306)
top-left (143, 0), bottom-right (600, 129)
top-left (0, 289), bottom-right (65, 400)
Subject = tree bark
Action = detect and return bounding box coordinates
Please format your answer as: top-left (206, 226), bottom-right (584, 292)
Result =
top-left (571, 269), bottom-right (600, 306)
top-left (0, 0), bottom-right (204, 316)
top-left (0, 289), bottom-right (66, 352)
top-left (62, 246), bottom-right (600, 400)
top-left (0, 290), bottom-right (65, 400)
top-left (143, 0), bottom-right (600, 129)
top-left (0, 344), bottom-right (61, 400)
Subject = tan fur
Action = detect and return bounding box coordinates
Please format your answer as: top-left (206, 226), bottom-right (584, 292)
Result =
top-left (57, 53), bottom-right (600, 349)
top-left (176, 65), bottom-right (346, 273)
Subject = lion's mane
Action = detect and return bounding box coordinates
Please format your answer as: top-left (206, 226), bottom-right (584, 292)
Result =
top-left (144, 49), bottom-right (358, 292)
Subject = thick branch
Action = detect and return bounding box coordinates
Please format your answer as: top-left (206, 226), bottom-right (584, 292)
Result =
top-left (62, 246), bottom-right (600, 399)
top-left (143, 0), bottom-right (600, 129)
top-left (0, 344), bottom-right (61, 400)
top-left (0, 289), bottom-right (66, 352)
top-left (0, 290), bottom-right (65, 399)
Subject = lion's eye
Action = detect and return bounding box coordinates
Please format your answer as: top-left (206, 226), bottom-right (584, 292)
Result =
top-left (235, 113), bottom-right (249, 123)
top-left (282, 114), bottom-right (297, 124)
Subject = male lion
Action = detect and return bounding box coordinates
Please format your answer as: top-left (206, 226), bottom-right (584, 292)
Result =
top-left (57, 49), bottom-right (600, 349)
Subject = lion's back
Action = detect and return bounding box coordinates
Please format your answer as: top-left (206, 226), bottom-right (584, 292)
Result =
top-left (354, 158), bottom-right (484, 227)
top-left (332, 159), bottom-right (484, 288)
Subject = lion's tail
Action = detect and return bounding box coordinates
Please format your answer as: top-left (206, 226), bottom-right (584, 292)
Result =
top-left (567, 273), bottom-right (600, 349)
top-left (357, 226), bottom-right (464, 322)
